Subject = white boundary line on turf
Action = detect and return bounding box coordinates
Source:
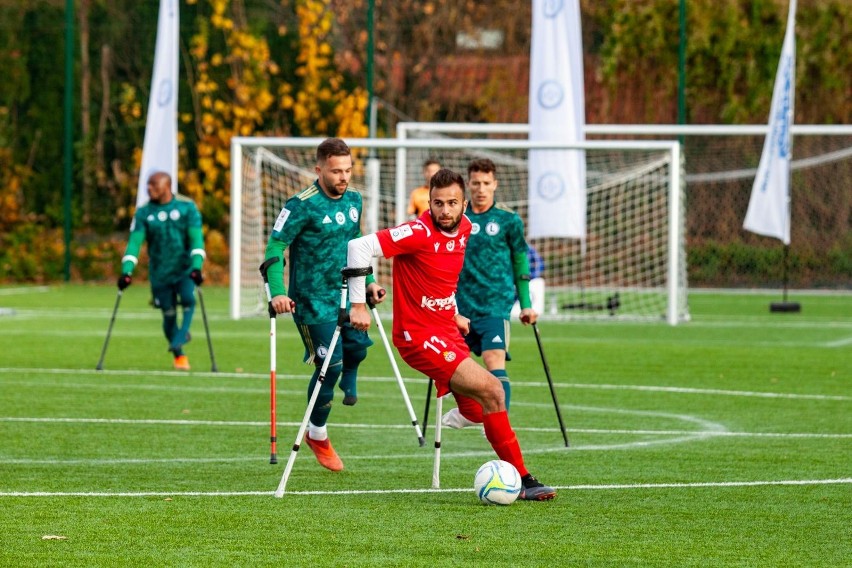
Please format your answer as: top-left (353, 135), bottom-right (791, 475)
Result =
top-left (1, 367), bottom-right (848, 401)
top-left (825, 336), bottom-right (852, 348)
top-left (1, 478), bottom-right (849, 498)
top-left (3, 415), bottom-right (849, 439)
top-left (0, 286), bottom-right (50, 296)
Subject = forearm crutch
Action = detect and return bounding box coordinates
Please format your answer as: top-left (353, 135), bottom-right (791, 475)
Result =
top-left (196, 286), bottom-right (218, 372)
top-left (432, 390), bottom-right (443, 489)
top-left (260, 257), bottom-right (280, 464)
top-left (274, 266), bottom-right (373, 497)
top-left (532, 322), bottom-right (570, 447)
top-left (96, 290), bottom-right (123, 370)
top-left (369, 299), bottom-right (426, 447)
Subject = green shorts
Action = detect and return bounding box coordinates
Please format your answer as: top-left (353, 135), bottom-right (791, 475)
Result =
top-left (464, 317), bottom-right (512, 361)
top-left (296, 321), bottom-right (374, 366)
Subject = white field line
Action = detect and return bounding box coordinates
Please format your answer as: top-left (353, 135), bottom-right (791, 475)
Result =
top-left (1, 478), bottom-right (849, 498)
top-left (1, 367), bottom-right (848, 401)
top-left (825, 336), bottom-right (852, 348)
top-left (0, 286), bottom-right (50, 296)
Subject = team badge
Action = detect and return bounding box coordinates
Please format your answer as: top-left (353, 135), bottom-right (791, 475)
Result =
top-left (169, 209), bottom-right (181, 221)
top-left (470, 223), bottom-right (481, 235)
top-left (446, 240), bottom-right (455, 252)
top-left (443, 351), bottom-right (456, 362)
top-left (335, 212), bottom-right (345, 225)
top-left (348, 207), bottom-right (359, 222)
top-left (158, 211), bottom-right (168, 222)
top-left (486, 221), bottom-right (500, 236)
top-left (317, 345), bottom-right (328, 359)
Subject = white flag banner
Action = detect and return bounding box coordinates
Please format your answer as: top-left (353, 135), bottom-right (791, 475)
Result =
top-left (528, 0), bottom-right (586, 239)
top-left (136, 0), bottom-right (179, 208)
top-left (743, 0), bottom-right (796, 245)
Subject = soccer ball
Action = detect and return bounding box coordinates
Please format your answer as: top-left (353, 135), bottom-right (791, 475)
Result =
top-left (473, 460), bottom-right (521, 505)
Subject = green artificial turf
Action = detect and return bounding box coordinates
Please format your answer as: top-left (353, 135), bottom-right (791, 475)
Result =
top-left (0, 284), bottom-right (849, 566)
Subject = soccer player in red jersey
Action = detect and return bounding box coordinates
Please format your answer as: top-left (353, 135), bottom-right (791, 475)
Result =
top-left (346, 168), bottom-right (555, 501)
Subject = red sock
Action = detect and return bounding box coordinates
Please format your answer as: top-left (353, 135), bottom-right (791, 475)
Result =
top-left (482, 411), bottom-right (528, 477)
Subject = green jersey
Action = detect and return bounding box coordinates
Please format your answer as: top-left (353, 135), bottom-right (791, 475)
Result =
top-left (264, 181), bottom-right (371, 325)
top-left (121, 194), bottom-right (205, 287)
top-left (457, 202), bottom-right (531, 320)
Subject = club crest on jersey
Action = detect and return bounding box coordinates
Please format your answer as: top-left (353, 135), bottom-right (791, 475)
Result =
top-left (390, 224), bottom-right (414, 242)
top-left (348, 207), bottom-right (359, 223)
top-left (169, 209), bottom-right (181, 221)
top-left (443, 351), bottom-right (456, 362)
top-left (446, 240), bottom-right (455, 252)
top-left (157, 211), bottom-right (168, 222)
top-left (486, 221), bottom-right (500, 235)
top-left (316, 345), bottom-right (328, 359)
top-left (335, 212), bottom-right (346, 225)
top-left (470, 222), bottom-right (481, 235)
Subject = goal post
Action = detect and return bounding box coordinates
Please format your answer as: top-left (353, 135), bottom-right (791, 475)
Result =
top-left (230, 136), bottom-right (688, 325)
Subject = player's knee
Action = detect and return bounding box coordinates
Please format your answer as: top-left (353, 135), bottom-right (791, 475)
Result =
top-left (479, 376), bottom-right (506, 411)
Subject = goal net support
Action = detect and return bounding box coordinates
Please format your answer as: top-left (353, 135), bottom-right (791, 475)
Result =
top-left (230, 137), bottom-right (688, 324)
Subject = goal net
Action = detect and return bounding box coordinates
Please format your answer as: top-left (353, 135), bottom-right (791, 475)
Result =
top-left (230, 137), bottom-right (688, 324)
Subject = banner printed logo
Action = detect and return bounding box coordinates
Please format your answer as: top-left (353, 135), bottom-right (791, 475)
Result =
top-left (537, 172), bottom-right (566, 202)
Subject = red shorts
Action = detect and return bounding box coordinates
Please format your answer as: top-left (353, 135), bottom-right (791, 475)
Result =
top-left (396, 332), bottom-right (470, 398)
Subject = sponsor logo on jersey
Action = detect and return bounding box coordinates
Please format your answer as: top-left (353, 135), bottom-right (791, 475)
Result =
top-left (470, 222), bottom-right (481, 235)
top-left (335, 211), bottom-right (345, 225)
top-left (348, 207), bottom-right (359, 223)
top-left (316, 345), bottom-right (328, 359)
top-left (459, 235), bottom-right (467, 248)
top-left (443, 351), bottom-right (456, 362)
top-left (157, 211), bottom-right (168, 222)
top-left (433, 243), bottom-right (440, 252)
top-left (169, 209), bottom-right (181, 221)
top-left (274, 208), bottom-right (291, 231)
top-left (486, 221), bottom-right (500, 236)
top-left (322, 215), bottom-right (332, 224)
top-left (420, 294), bottom-right (456, 312)
top-left (446, 240), bottom-right (455, 252)
top-left (390, 224), bottom-right (414, 242)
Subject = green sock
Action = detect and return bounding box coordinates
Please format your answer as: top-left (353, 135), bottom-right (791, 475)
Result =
top-left (492, 369), bottom-right (510, 411)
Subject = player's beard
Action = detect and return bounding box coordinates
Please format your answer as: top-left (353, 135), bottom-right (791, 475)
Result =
top-left (432, 210), bottom-right (463, 233)
top-left (319, 173), bottom-right (348, 197)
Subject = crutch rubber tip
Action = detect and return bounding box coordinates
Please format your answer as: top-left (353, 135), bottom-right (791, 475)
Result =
top-left (418, 437), bottom-right (426, 447)
top-left (273, 490), bottom-right (284, 498)
top-left (270, 454), bottom-right (278, 464)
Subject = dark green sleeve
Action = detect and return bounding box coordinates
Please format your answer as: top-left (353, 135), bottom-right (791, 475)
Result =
top-left (189, 225), bottom-right (205, 270)
top-left (120, 214), bottom-right (147, 275)
top-left (512, 252), bottom-right (532, 309)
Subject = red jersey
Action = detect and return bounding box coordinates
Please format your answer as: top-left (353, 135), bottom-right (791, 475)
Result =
top-left (376, 212), bottom-right (472, 345)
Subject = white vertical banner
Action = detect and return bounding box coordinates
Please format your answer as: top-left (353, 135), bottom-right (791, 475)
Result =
top-left (136, 0), bottom-right (179, 208)
top-left (743, 0), bottom-right (796, 245)
top-left (528, 0), bottom-right (586, 239)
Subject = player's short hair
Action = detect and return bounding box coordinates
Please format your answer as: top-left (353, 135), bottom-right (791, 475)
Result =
top-left (317, 138), bottom-right (351, 164)
top-left (467, 158), bottom-right (496, 177)
top-left (429, 168), bottom-right (466, 196)
top-left (423, 158), bottom-right (441, 169)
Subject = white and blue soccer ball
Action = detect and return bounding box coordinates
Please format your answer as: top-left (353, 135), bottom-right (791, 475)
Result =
top-left (474, 459), bottom-right (521, 505)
